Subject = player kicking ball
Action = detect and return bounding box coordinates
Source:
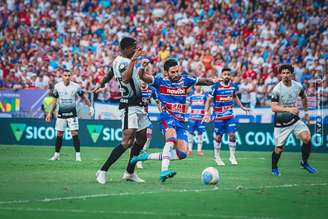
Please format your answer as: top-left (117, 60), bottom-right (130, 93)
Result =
top-left (131, 58), bottom-right (219, 182)
top-left (271, 64), bottom-right (317, 176)
top-left (46, 69), bottom-right (94, 161)
top-left (203, 67), bottom-right (249, 166)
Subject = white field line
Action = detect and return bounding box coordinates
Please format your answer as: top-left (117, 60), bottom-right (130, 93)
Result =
top-left (0, 206), bottom-right (277, 219)
top-left (0, 182), bottom-right (327, 206)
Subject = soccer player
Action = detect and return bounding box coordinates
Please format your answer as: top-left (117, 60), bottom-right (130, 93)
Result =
top-left (135, 81), bottom-right (160, 169)
top-left (94, 37), bottom-right (150, 184)
top-left (271, 64), bottom-right (317, 176)
top-left (46, 69), bottom-right (94, 161)
top-left (131, 58), bottom-right (218, 182)
top-left (186, 85), bottom-right (208, 156)
top-left (203, 67), bottom-right (249, 166)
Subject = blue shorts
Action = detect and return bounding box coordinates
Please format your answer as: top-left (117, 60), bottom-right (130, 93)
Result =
top-left (187, 119), bottom-right (206, 134)
top-left (159, 117), bottom-right (188, 142)
top-left (214, 118), bottom-right (237, 135)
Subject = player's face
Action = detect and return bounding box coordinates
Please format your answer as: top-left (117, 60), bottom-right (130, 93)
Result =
top-left (280, 69), bottom-right (292, 82)
top-left (167, 65), bottom-right (180, 82)
top-left (62, 72), bottom-right (71, 84)
top-left (222, 71), bottom-right (231, 84)
top-left (125, 44), bottom-right (137, 59)
top-left (195, 85), bottom-right (202, 93)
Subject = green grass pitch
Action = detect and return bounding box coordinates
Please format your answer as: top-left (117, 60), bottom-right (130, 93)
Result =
top-left (0, 145), bottom-right (327, 219)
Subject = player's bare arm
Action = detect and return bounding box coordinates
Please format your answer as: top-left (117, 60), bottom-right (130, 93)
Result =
top-left (300, 89), bottom-right (309, 121)
top-left (271, 101), bottom-right (299, 115)
top-left (46, 97), bottom-right (57, 122)
top-left (81, 93), bottom-right (95, 116)
top-left (202, 96), bottom-right (213, 123)
top-left (196, 78), bottom-right (222, 86)
top-left (138, 59), bottom-right (153, 84)
top-left (122, 48), bottom-right (143, 83)
top-left (234, 95), bottom-right (250, 113)
top-left (93, 67), bottom-right (114, 93)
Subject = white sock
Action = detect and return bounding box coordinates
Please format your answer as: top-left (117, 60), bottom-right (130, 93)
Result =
top-left (76, 152), bottom-right (80, 156)
top-left (143, 138), bottom-right (151, 151)
top-left (147, 152), bottom-right (162, 160)
top-left (197, 134), bottom-right (203, 152)
top-left (161, 141), bottom-right (174, 171)
top-left (188, 132), bottom-right (193, 151)
top-left (54, 152), bottom-right (60, 157)
top-left (229, 141), bottom-right (237, 158)
top-left (214, 142), bottom-right (221, 159)
top-left (170, 149), bottom-right (180, 160)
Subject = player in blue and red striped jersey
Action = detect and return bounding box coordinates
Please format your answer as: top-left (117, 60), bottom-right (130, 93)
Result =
top-left (131, 58), bottom-right (218, 182)
top-left (186, 86), bottom-right (209, 156)
top-left (136, 81), bottom-right (161, 169)
top-left (203, 67), bottom-right (250, 166)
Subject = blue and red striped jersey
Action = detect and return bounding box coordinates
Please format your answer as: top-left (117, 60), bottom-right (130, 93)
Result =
top-left (186, 91), bottom-right (208, 120)
top-left (141, 85), bottom-right (158, 112)
top-left (151, 74), bottom-right (198, 122)
top-left (210, 82), bottom-right (236, 120)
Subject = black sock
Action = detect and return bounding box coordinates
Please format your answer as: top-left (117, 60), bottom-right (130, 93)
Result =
top-left (55, 136), bottom-right (63, 153)
top-left (101, 144), bottom-right (126, 171)
top-left (73, 135), bottom-right (80, 152)
top-left (126, 143), bottom-right (144, 174)
top-left (272, 151), bottom-right (281, 169)
top-left (301, 142), bottom-right (311, 164)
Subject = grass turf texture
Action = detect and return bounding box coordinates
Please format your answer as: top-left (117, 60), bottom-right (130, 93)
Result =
top-left (0, 145), bottom-right (327, 219)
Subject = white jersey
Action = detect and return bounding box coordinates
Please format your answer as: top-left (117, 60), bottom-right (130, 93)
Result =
top-left (112, 55), bottom-right (142, 109)
top-left (271, 80), bottom-right (305, 127)
top-left (53, 81), bottom-right (84, 118)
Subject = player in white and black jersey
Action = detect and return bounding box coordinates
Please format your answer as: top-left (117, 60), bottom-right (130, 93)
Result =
top-left (94, 37), bottom-right (149, 184)
top-left (271, 64), bottom-right (317, 176)
top-left (46, 69), bottom-right (94, 161)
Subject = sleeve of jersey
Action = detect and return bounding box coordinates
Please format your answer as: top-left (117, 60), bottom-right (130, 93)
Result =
top-left (209, 84), bottom-right (216, 97)
top-left (184, 75), bottom-right (199, 87)
top-left (77, 86), bottom-right (85, 97)
top-left (299, 84), bottom-right (305, 97)
top-left (52, 86), bottom-right (59, 98)
top-left (149, 76), bottom-right (159, 89)
top-left (151, 87), bottom-right (158, 100)
top-left (271, 89), bottom-right (279, 102)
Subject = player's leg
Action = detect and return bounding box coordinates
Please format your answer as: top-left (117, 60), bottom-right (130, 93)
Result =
top-left (272, 126), bottom-right (291, 176)
top-left (196, 121), bottom-right (205, 156)
top-left (50, 118), bottom-right (66, 160)
top-left (226, 118), bottom-right (238, 165)
top-left (136, 126), bottom-right (152, 169)
top-left (67, 117), bottom-right (81, 161)
top-left (213, 120), bottom-right (225, 166)
top-left (187, 119), bottom-right (196, 155)
top-left (294, 121), bottom-right (317, 173)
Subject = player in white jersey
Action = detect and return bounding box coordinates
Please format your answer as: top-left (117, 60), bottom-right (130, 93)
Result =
top-left (93, 37), bottom-right (150, 184)
top-left (46, 69), bottom-right (94, 161)
top-left (271, 64), bottom-right (317, 176)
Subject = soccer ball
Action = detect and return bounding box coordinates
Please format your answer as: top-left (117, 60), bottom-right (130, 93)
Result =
top-left (201, 167), bottom-right (219, 185)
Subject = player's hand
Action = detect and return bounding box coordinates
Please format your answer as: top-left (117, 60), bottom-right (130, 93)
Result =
top-left (45, 113), bottom-right (52, 122)
top-left (131, 48), bottom-right (144, 61)
top-left (141, 58), bottom-right (150, 68)
top-left (242, 107), bottom-right (251, 114)
top-left (89, 107), bottom-right (95, 117)
top-left (202, 114), bottom-right (211, 123)
top-left (288, 107), bottom-right (299, 115)
top-left (92, 84), bottom-right (103, 94)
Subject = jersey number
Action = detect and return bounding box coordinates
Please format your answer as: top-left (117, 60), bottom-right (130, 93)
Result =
top-left (118, 79), bottom-right (129, 97)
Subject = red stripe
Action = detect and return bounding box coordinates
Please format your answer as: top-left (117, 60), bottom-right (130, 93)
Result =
top-left (191, 109), bottom-right (205, 115)
top-left (161, 120), bottom-right (168, 130)
top-left (165, 103), bottom-right (187, 113)
top-left (214, 106), bottom-right (232, 113)
top-left (214, 115), bottom-right (234, 120)
top-left (159, 85), bottom-right (187, 96)
top-left (215, 95), bottom-right (233, 101)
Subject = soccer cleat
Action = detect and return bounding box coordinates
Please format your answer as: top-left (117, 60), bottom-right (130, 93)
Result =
top-left (136, 161), bottom-right (143, 169)
top-left (130, 151), bottom-right (149, 165)
top-left (300, 161), bottom-right (317, 174)
top-left (49, 153), bottom-right (60, 161)
top-left (76, 153), bottom-right (81, 162)
top-left (215, 157), bottom-right (225, 166)
top-left (122, 171), bottom-right (145, 183)
top-left (272, 168), bottom-right (281, 176)
top-left (197, 151), bottom-right (204, 156)
top-left (187, 150), bottom-right (192, 155)
top-left (160, 170), bottom-right (176, 183)
top-left (229, 156), bottom-right (238, 165)
top-left (96, 170), bottom-right (107, 184)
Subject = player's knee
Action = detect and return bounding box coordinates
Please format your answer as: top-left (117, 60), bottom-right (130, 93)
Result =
top-left (57, 131), bottom-right (64, 137)
top-left (229, 134), bottom-right (236, 142)
top-left (176, 149), bottom-right (187, 160)
top-left (215, 135), bottom-right (222, 143)
top-left (71, 130), bottom-right (78, 136)
top-left (300, 132), bottom-right (311, 144)
top-left (166, 137), bottom-right (177, 144)
top-left (275, 146), bottom-right (284, 154)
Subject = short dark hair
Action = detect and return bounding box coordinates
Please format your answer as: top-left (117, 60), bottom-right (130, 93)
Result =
top-left (279, 64), bottom-right (294, 74)
top-left (120, 37), bottom-right (136, 50)
top-left (221, 67), bottom-right (231, 73)
top-left (164, 59), bottom-right (178, 71)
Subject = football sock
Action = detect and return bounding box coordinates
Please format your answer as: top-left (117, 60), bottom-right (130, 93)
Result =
top-left (197, 134), bottom-right (203, 152)
top-left (229, 141), bottom-right (237, 158)
top-left (73, 135), bottom-right (80, 153)
top-left (147, 153), bottom-right (162, 160)
top-left (188, 132), bottom-right (193, 151)
top-left (272, 151), bottom-right (281, 169)
top-left (55, 135), bottom-right (63, 153)
top-left (161, 141), bottom-right (174, 171)
top-left (101, 144), bottom-right (126, 171)
top-left (301, 142), bottom-right (311, 164)
top-left (214, 139), bottom-right (221, 159)
top-left (126, 143), bottom-right (144, 174)
top-left (143, 137), bottom-right (151, 151)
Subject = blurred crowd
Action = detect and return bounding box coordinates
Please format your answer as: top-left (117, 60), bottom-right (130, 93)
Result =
top-left (0, 0), bottom-right (327, 107)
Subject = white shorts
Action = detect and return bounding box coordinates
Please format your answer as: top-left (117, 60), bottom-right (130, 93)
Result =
top-left (120, 106), bottom-right (151, 131)
top-left (274, 120), bottom-right (310, 146)
top-left (55, 117), bottom-right (79, 131)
